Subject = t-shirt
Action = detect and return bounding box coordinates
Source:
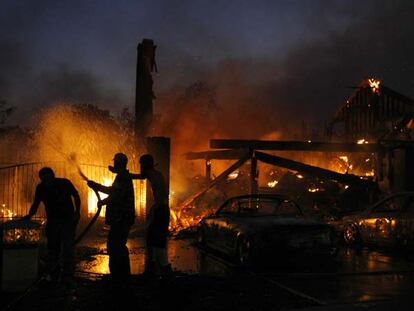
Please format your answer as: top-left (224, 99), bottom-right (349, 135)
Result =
top-left (33, 178), bottom-right (79, 221)
top-left (105, 171), bottom-right (135, 224)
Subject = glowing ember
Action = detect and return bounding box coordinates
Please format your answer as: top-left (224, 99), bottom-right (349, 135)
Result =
top-left (228, 171), bottom-right (239, 180)
top-left (308, 187), bottom-right (320, 193)
top-left (357, 138), bottom-right (368, 144)
top-left (296, 174), bottom-right (304, 179)
top-left (368, 78), bottom-right (380, 93)
top-left (339, 156), bottom-right (349, 163)
top-left (267, 180), bottom-right (279, 188)
top-left (365, 169), bottom-right (375, 177)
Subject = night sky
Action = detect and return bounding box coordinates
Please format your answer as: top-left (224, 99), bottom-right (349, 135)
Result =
top-left (1, 0), bottom-right (414, 135)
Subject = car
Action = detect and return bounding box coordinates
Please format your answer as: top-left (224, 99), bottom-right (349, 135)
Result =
top-left (197, 194), bottom-right (338, 265)
top-left (341, 192), bottom-right (414, 248)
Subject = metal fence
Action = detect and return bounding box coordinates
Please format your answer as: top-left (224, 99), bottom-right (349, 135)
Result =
top-left (0, 162), bottom-right (146, 223)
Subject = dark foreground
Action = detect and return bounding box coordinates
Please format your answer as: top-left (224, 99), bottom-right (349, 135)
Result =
top-left (3, 231), bottom-right (414, 311)
top-left (5, 273), bottom-right (317, 311)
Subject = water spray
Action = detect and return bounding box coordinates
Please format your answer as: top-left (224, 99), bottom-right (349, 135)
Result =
top-left (66, 152), bottom-right (104, 244)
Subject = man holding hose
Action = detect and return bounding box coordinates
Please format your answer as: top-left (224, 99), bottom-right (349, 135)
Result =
top-left (87, 153), bottom-right (135, 283)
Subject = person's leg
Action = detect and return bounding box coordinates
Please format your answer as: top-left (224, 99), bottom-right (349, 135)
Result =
top-left (60, 221), bottom-right (76, 285)
top-left (143, 229), bottom-right (156, 277)
top-left (107, 225), bottom-right (118, 277)
top-left (117, 221), bottom-right (132, 278)
top-left (45, 221), bottom-right (61, 281)
top-left (157, 204), bottom-right (172, 276)
top-left (107, 222), bottom-right (131, 280)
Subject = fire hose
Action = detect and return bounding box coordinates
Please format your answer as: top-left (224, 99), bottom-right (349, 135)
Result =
top-left (3, 165), bottom-right (103, 311)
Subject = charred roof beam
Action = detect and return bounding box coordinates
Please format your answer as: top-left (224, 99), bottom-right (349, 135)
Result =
top-left (210, 139), bottom-right (382, 153)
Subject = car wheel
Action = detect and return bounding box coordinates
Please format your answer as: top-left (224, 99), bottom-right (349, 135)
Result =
top-left (237, 236), bottom-right (252, 265)
top-left (343, 224), bottom-right (361, 246)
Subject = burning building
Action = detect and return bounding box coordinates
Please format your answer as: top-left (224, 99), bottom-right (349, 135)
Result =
top-left (327, 78), bottom-right (414, 193)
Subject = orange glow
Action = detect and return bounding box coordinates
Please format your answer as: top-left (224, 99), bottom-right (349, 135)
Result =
top-left (368, 78), bottom-right (381, 93)
top-left (296, 174), bottom-right (304, 179)
top-left (1, 204), bottom-right (16, 220)
top-left (88, 177), bottom-right (112, 217)
top-left (365, 169), bottom-right (375, 177)
top-left (267, 180), bottom-right (279, 188)
top-left (357, 138), bottom-right (368, 144)
top-left (87, 176), bottom-right (147, 218)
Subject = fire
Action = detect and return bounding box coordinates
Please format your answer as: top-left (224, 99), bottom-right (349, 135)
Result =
top-left (365, 169), bottom-right (375, 177)
top-left (339, 156), bottom-right (348, 163)
top-left (357, 138), bottom-right (369, 144)
top-left (1, 204), bottom-right (16, 220)
top-left (88, 177), bottom-right (112, 217)
top-left (368, 78), bottom-right (380, 93)
top-left (308, 187), bottom-right (320, 193)
top-left (267, 180), bottom-right (279, 188)
top-left (228, 171), bottom-right (239, 180)
top-left (86, 175), bottom-right (147, 218)
top-left (296, 174), bottom-right (304, 179)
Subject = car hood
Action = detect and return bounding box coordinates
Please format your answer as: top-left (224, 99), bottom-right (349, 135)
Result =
top-left (223, 216), bottom-right (329, 234)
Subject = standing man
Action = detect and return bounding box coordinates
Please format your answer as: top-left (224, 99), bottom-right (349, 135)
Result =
top-left (131, 154), bottom-right (172, 278)
top-left (87, 153), bottom-right (135, 283)
top-left (23, 167), bottom-right (81, 287)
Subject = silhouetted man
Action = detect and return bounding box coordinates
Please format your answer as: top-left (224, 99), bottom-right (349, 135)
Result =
top-left (131, 154), bottom-right (172, 278)
top-left (23, 167), bottom-right (81, 287)
top-left (87, 153), bottom-right (135, 282)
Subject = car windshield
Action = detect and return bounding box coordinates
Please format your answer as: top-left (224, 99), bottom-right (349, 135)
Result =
top-left (372, 195), bottom-right (409, 213)
top-left (219, 197), bottom-right (301, 216)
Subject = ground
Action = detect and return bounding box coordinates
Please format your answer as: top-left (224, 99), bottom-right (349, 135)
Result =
top-left (3, 230), bottom-right (414, 311)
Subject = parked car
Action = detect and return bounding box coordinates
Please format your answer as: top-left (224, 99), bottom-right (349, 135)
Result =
top-left (340, 192), bottom-right (414, 248)
top-left (197, 194), bottom-right (338, 265)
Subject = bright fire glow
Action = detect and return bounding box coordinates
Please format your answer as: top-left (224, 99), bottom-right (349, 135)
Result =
top-left (228, 171), bottom-right (239, 180)
top-left (365, 169), bottom-right (375, 177)
top-left (296, 174), bottom-right (304, 179)
top-left (87, 176), bottom-right (147, 218)
top-left (308, 187), bottom-right (320, 193)
top-left (1, 204), bottom-right (15, 220)
top-left (368, 78), bottom-right (380, 93)
top-left (88, 177), bottom-right (112, 217)
top-left (267, 180), bottom-right (279, 188)
top-left (357, 138), bottom-right (369, 144)
top-left (339, 156), bottom-right (349, 163)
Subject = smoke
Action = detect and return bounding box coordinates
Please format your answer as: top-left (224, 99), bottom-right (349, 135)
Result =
top-left (152, 0), bottom-right (414, 149)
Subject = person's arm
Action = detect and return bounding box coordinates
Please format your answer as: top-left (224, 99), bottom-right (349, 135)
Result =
top-left (87, 180), bottom-right (111, 194)
top-left (130, 173), bottom-right (145, 180)
top-left (23, 185), bottom-right (41, 219)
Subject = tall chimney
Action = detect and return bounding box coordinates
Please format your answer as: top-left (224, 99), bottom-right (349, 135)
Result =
top-left (135, 39), bottom-right (157, 144)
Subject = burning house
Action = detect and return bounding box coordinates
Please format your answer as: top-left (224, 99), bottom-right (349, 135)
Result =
top-left (328, 78), bottom-right (414, 193)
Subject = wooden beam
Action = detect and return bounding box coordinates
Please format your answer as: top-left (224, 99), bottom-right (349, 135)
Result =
top-left (255, 151), bottom-right (370, 185)
top-left (185, 149), bottom-right (248, 160)
top-left (178, 151), bottom-right (252, 210)
top-left (210, 139), bottom-right (382, 153)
